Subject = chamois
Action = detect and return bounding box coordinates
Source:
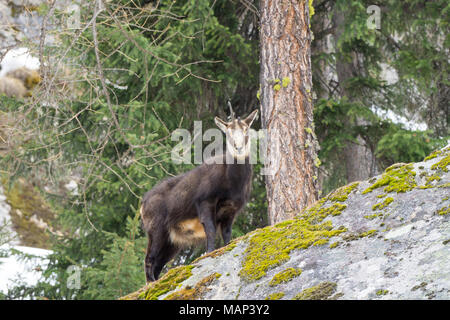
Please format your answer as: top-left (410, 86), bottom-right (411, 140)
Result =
top-left (140, 104), bottom-right (258, 282)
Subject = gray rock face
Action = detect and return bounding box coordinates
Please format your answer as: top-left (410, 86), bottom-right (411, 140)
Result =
top-left (0, 0), bottom-right (78, 48)
top-left (129, 145), bottom-right (450, 300)
top-left (0, 185), bottom-right (19, 245)
top-left (0, 185), bottom-right (12, 225)
top-left (0, 0), bottom-right (43, 47)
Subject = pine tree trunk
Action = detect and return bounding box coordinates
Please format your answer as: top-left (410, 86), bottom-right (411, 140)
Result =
top-left (259, 0), bottom-right (318, 225)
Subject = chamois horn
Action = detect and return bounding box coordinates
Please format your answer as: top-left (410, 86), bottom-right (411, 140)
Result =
top-left (227, 100), bottom-right (235, 121)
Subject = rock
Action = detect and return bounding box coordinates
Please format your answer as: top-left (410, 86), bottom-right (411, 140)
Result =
top-left (0, 0), bottom-right (76, 49)
top-left (0, 2), bottom-right (16, 46)
top-left (123, 145), bottom-right (450, 300)
top-left (0, 185), bottom-right (19, 245)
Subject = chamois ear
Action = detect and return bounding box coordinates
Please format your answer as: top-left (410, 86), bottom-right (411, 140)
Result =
top-left (243, 109), bottom-right (258, 127)
top-left (215, 116), bottom-right (229, 133)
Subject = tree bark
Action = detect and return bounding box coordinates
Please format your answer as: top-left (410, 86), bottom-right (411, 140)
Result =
top-left (260, 0), bottom-right (318, 225)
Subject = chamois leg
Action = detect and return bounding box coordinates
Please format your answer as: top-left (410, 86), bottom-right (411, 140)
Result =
top-left (144, 236), bottom-right (154, 283)
top-left (145, 231), bottom-right (179, 282)
top-left (197, 201), bottom-right (216, 253)
top-left (152, 241), bottom-right (178, 281)
top-left (220, 217), bottom-right (233, 246)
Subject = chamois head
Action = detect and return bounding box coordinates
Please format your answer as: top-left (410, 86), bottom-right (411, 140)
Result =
top-left (214, 102), bottom-right (258, 160)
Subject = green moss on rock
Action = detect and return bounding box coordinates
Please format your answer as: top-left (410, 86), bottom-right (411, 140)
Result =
top-left (431, 152), bottom-right (450, 172)
top-left (3, 178), bottom-right (55, 248)
top-left (164, 272), bottom-right (221, 300)
top-left (423, 149), bottom-right (442, 161)
top-left (436, 205), bottom-right (449, 216)
top-left (342, 229), bottom-right (377, 242)
top-left (329, 241), bottom-right (340, 248)
top-left (362, 163), bottom-right (416, 194)
top-left (238, 182), bottom-right (361, 281)
top-left (192, 239), bottom-right (240, 263)
top-left (138, 265), bottom-right (194, 300)
top-left (425, 174), bottom-right (441, 184)
top-left (293, 282), bottom-right (337, 300)
top-left (437, 183), bottom-right (450, 188)
top-left (328, 182), bottom-right (359, 202)
top-left (269, 268), bottom-right (302, 287)
top-left (364, 213), bottom-right (382, 220)
top-left (376, 289), bottom-right (389, 296)
top-left (239, 198), bottom-right (347, 282)
top-left (372, 197), bottom-right (394, 211)
top-left (265, 292), bottom-right (285, 300)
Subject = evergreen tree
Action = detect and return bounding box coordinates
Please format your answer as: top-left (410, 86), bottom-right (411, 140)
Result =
top-left (1, 0), bottom-right (262, 299)
top-left (0, 0), bottom-right (447, 299)
top-left (311, 0), bottom-right (448, 193)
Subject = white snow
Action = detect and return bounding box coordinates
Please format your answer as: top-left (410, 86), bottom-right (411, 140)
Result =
top-left (0, 187), bottom-right (11, 221)
top-left (64, 180), bottom-right (79, 196)
top-left (0, 245), bottom-right (52, 294)
top-left (1, 185), bottom-right (52, 295)
top-left (379, 62), bottom-right (399, 85)
top-left (371, 106), bottom-right (428, 131)
top-left (0, 47), bottom-right (40, 77)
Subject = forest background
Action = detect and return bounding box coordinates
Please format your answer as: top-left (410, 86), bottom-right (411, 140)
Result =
top-left (0, 0), bottom-right (448, 299)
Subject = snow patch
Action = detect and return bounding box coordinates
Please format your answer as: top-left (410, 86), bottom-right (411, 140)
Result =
top-left (371, 106), bottom-right (428, 131)
top-left (0, 48), bottom-right (40, 77)
top-left (0, 245), bottom-right (52, 294)
top-left (64, 179), bottom-right (79, 196)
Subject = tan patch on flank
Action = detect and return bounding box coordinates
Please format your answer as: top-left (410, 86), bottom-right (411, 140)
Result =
top-left (170, 218), bottom-right (206, 246)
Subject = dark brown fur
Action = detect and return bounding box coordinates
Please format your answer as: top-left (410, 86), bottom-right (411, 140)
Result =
top-left (141, 108), bottom-right (257, 282)
top-left (140, 154), bottom-right (252, 282)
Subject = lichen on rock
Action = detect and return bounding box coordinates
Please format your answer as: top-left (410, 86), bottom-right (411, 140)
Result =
top-left (2, 178), bottom-right (55, 248)
top-left (123, 265), bottom-right (194, 300)
top-left (293, 282), bottom-right (337, 300)
top-left (238, 199), bottom-right (347, 281)
top-left (436, 205), bottom-right (449, 216)
top-left (328, 182), bottom-right (359, 202)
top-left (265, 292), bottom-right (285, 300)
top-left (362, 163), bottom-right (417, 194)
top-left (269, 268), bottom-right (302, 287)
top-left (372, 197), bottom-right (394, 211)
top-left (164, 272), bottom-right (221, 300)
top-left (431, 152), bottom-right (449, 172)
top-left (237, 182), bottom-right (360, 282)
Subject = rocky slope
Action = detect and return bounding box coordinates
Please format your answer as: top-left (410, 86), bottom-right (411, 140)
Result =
top-left (123, 145), bottom-right (450, 300)
top-left (0, 0), bottom-right (73, 48)
top-left (1, 0), bottom-right (77, 249)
